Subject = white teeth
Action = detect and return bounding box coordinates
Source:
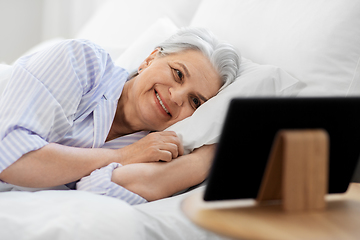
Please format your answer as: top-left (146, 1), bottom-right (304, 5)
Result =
top-left (156, 92), bottom-right (169, 114)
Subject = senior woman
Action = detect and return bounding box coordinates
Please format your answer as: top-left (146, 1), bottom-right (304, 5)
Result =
top-left (0, 28), bottom-right (240, 204)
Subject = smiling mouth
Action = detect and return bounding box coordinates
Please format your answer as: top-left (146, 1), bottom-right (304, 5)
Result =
top-left (155, 90), bottom-right (171, 116)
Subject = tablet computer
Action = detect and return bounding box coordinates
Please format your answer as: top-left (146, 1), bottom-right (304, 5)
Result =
top-left (204, 97), bottom-right (360, 201)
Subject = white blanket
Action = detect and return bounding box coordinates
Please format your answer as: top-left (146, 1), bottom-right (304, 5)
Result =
top-left (0, 186), bottom-right (228, 240)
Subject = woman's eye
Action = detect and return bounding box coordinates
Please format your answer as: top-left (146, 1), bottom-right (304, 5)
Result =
top-left (191, 96), bottom-right (201, 109)
top-left (175, 69), bottom-right (183, 81)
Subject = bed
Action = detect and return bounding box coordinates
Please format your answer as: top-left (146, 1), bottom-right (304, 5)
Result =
top-left (1, 0), bottom-right (359, 239)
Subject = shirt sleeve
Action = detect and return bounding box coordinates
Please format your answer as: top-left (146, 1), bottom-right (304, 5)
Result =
top-left (76, 163), bottom-right (148, 205)
top-left (0, 39), bottom-right (114, 173)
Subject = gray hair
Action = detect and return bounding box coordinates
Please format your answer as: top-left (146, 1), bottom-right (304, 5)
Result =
top-left (156, 27), bottom-right (241, 91)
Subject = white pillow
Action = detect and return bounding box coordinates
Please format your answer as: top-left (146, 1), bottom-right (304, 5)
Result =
top-left (167, 58), bottom-right (300, 153)
top-left (191, 0), bottom-right (360, 96)
top-left (76, 0), bottom-right (202, 53)
top-left (115, 18), bottom-right (301, 153)
top-left (115, 18), bottom-right (179, 74)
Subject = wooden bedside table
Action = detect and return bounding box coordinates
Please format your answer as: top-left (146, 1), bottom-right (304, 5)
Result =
top-left (182, 183), bottom-right (360, 240)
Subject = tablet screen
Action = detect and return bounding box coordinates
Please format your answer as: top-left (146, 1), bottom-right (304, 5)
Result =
top-left (204, 97), bottom-right (360, 201)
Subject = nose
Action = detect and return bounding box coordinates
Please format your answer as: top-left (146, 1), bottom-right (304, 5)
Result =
top-left (169, 87), bottom-right (185, 107)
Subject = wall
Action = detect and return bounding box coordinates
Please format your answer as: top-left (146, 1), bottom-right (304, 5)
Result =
top-left (0, 0), bottom-right (106, 64)
top-left (0, 0), bottom-right (43, 64)
top-left (0, 0), bottom-right (199, 64)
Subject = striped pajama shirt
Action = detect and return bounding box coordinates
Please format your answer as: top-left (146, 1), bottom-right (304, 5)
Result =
top-left (0, 39), bottom-right (147, 205)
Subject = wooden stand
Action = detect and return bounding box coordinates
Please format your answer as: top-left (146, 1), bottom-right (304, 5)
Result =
top-left (182, 129), bottom-right (360, 239)
top-left (182, 183), bottom-right (360, 240)
top-left (257, 129), bottom-right (329, 212)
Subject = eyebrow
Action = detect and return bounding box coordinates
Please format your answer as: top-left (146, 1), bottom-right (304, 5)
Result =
top-left (175, 62), bottom-right (190, 78)
top-left (198, 94), bottom-right (208, 103)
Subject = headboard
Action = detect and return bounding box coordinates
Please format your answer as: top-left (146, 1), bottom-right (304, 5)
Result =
top-left (190, 0), bottom-right (360, 96)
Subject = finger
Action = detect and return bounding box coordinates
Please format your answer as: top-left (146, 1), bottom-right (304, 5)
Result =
top-left (157, 149), bottom-right (173, 162)
top-left (166, 136), bottom-right (184, 156)
top-left (177, 141), bottom-right (184, 156)
top-left (147, 131), bottom-right (184, 157)
top-left (160, 142), bottom-right (179, 159)
top-left (159, 134), bottom-right (184, 156)
top-left (155, 143), bottom-right (179, 159)
top-left (159, 131), bottom-right (177, 137)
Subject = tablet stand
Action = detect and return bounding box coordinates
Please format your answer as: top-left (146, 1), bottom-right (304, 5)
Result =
top-left (182, 128), bottom-right (360, 239)
top-left (257, 129), bottom-right (329, 212)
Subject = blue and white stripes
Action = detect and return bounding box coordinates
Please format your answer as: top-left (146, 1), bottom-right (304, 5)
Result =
top-left (102, 131), bottom-right (149, 149)
top-left (0, 39), bottom-right (151, 205)
top-left (77, 162), bottom-right (148, 205)
top-left (0, 39), bottom-right (128, 172)
top-left (76, 131), bottom-right (149, 205)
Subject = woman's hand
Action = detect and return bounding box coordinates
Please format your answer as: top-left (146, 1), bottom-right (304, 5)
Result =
top-left (0, 131), bottom-right (183, 188)
top-left (111, 144), bottom-right (217, 201)
top-left (117, 131), bottom-right (184, 165)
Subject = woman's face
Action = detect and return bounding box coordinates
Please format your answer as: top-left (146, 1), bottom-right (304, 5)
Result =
top-left (127, 49), bottom-right (222, 131)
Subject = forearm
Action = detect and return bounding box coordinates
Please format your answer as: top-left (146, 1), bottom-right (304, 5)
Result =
top-left (0, 131), bottom-right (184, 188)
top-left (111, 144), bottom-right (216, 201)
top-left (0, 143), bottom-right (118, 188)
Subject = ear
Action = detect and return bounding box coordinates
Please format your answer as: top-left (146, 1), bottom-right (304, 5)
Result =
top-left (138, 48), bottom-right (160, 73)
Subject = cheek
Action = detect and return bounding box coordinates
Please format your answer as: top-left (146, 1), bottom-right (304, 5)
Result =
top-left (132, 76), bottom-right (155, 98)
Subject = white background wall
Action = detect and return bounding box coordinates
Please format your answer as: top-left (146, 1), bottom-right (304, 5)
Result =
top-left (0, 0), bottom-right (43, 64)
top-left (0, 0), bottom-right (106, 64)
top-left (0, 0), bottom-right (202, 64)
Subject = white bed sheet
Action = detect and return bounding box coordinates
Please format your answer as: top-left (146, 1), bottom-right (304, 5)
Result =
top-left (0, 186), bottom-right (227, 240)
top-left (0, 190), bottom-right (140, 240)
top-left (3, 0), bottom-right (357, 238)
top-left (132, 186), bottom-right (228, 240)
